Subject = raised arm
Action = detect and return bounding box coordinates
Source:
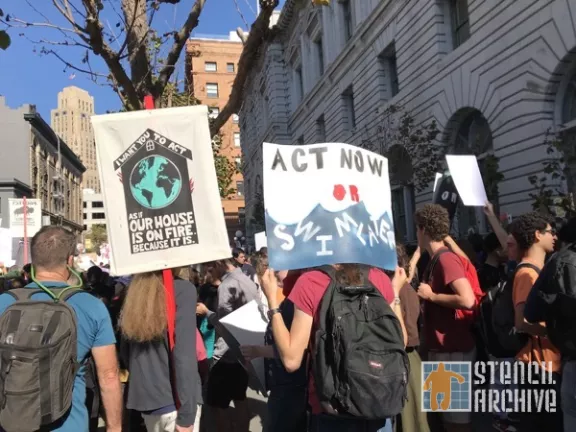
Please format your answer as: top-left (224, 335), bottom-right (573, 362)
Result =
top-left (484, 202), bottom-right (508, 250)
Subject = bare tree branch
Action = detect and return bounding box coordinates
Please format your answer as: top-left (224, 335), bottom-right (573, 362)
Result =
top-left (232, 0), bottom-right (250, 30)
top-left (121, 0), bottom-right (154, 97)
top-left (81, 0), bottom-right (141, 108)
top-left (41, 47), bottom-right (109, 79)
top-left (211, 0), bottom-right (279, 136)
top-left (154, 0), bottom-right (206, 99)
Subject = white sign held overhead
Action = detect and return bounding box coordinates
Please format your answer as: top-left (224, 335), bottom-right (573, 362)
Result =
top-left (254, 231), bottom-right (267, 251)
top-left (8, 198), bottom-right (42, 238)
top-left (445, 155), bottom-right (488, 207)
top-left (91, 106), bottom-right (231, 276)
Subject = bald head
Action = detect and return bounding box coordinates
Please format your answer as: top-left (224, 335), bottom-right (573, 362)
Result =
top-left (31, 226), bottom-right (76, 272)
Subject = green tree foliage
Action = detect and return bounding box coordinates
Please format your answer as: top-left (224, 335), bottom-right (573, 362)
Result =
top-left (86, 224), bottom-right (107, 252)
top-left (363, 104), bottom-right (442, 191)
top-left (528, 129), bottom-right (576, 220)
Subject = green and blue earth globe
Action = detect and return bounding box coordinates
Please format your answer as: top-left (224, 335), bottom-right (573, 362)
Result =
top-left (130, 155), bottom-right (182, 209)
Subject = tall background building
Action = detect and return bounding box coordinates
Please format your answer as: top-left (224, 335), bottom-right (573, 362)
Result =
top-left (186, 32), bottom-right (245, 242)
top-left (240, 0), bottom-right (576, 244)
top-left (51, 86), bottom-right (99, 192)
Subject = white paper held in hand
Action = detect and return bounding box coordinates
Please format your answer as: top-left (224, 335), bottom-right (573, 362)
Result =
top-left (445, 155), bottom-right (488, 206)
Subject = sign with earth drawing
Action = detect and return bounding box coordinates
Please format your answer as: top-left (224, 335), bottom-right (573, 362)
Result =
top-left (92, 106), bottom-right (231, 276)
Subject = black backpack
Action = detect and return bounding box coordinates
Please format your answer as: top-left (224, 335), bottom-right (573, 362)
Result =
top-left (477, 263), bottom-right (540, 358)
top-left (0, 287), bottom-right (82, 432)
top-left (543, 245), bottom-right (576, 358)
top-left (312, 266), bottom-right (408, 420)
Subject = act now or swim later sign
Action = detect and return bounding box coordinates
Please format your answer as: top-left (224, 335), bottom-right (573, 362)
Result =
top-left (263, 142), bottom-right (397, 271)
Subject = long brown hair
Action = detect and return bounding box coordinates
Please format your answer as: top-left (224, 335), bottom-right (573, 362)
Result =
top-left (334, 264), bottom-right (362, 286)
top-left (119, 271), bottom-right (167, 342)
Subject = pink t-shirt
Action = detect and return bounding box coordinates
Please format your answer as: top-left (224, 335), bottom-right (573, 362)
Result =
top-left (288, 268), bottom-right (394, 414)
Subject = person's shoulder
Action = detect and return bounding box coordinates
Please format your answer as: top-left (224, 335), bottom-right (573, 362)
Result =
top-left (368, 267), bottom-right (391, 286)
top-left (0, 292), bottom-right (17, 312)
top-left (174, 278), bottom-right (197, 300)
top-left (67, 291), bottom-right (108, 316)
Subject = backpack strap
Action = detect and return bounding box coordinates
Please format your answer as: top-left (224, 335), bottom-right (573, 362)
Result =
top-left (514, 263), bottom-right (541, 277)
top-left (423, 248), bottom-right (451, 284)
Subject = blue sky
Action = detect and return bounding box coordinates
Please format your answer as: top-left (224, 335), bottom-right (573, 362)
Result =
top-left (0, 0), bottom-right (283, 119)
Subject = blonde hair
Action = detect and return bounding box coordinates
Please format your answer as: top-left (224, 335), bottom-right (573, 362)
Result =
top-left (119, 271), bottom-right (167, 342)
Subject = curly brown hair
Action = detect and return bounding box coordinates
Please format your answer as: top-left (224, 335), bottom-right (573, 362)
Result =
top-left (414, 204), bottom-right (450, 242)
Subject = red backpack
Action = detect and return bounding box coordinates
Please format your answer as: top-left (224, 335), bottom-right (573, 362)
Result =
top-left (424, 249), bottom-right (485, 321)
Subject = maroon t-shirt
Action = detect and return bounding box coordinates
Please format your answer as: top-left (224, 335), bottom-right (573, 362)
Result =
top-left (423, 249), bottom-right (475, 353)
top-left (288, 268), bottom-right (394, 414)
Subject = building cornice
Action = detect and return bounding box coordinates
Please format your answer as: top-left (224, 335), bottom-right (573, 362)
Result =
top-left (0, 178), bottom-right (33, 194)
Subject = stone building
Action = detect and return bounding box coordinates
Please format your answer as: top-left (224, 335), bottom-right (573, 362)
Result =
top-left (51, 86), bottom-right (99, 192)
top-left (0, 97), bottom-right (85, 238)
top-left (239, 0), bottom-right (576, 243)
top-left (186, 32), bottom-right (246, 241)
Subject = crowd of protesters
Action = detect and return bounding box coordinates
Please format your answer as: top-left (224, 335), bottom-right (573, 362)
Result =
top-left (2, 201), bottom-right (576, 432)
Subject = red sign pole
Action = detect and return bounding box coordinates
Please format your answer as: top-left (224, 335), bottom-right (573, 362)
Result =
top-left (143, 95), bottom-right (179, 408)
top-left (23, 196), bottom-right (28, 265)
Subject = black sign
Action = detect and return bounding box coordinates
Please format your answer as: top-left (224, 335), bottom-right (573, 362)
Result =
top-left (114, 129), bottom-right (198, 254)
top-left (433, 171), bottom-right (459, 221)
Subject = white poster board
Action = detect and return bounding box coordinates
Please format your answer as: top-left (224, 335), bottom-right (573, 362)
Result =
top-left (433, 172), bottom-right (443, 192)
top-left (91, 106), bottom-right (231, 275)
top-left (218, 300), bottom-right (268, 394)
top-left (0, 228), bottom-right (12, 264)
top-left (263, 142), bottom-right (397, 271)
top-left (445, 155), bottom-right (488, 206)
top-left (8, 198), bottom-right (42, 238)
top-left (254, 231), bottom-right (267, 251)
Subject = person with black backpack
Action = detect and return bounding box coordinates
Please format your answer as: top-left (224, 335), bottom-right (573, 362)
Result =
top-left (0, 226), bottom-right (122, 432)
top-left (524, 216), bottom-right (576, 432)
top-left (258, 263), bottom-right (408, 432)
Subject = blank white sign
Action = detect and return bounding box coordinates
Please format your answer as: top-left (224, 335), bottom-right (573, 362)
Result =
top-left (445, 155), bottom-right (487, 206)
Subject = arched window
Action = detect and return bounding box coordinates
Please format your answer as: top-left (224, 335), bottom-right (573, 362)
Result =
top-left (562, 71), bottom-right (576, 124)
top-left (448, 109), bottom-right (495, 237)
top-left (388, 145), bottom-right (415, 243)
top-left (560, 67), bottom-right (576, 198)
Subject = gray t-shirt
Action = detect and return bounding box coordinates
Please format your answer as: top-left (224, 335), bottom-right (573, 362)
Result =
top-left (213, 268), bottom-right (260, 363)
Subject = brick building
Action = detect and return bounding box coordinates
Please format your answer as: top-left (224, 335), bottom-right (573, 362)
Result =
top-left (186, 32), bottom-right (245, 242)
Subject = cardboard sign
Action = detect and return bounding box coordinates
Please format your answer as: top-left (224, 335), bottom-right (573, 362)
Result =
top-left (254, 231), bottom-right (267, 251)
top-left (432, 171), bottom-right (459, 221)
top-left (92, 106), bottom-right (231, 275)
top-left (8, 199), bottom-right (42, 238)
top-left (215, 300), bottom-right (268, 394)
top-left (263, 142), bottom-right (397, 271)
top-left (445, 155), bottom-right (488, 207)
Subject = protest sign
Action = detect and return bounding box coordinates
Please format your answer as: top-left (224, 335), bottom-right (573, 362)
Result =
top-left (254, 231), bottom-right (267, 251)
top-left (92, 106), bottom-right (230, 275)
top-left (0, 228), bottom-right (12, 264)
top-left (8, 199), bottom-right (42, 238)
top-left (216, 300), bottom-right (268, 394)
top-left (446, 155), bottom-right (487, 206)
top-left (263, 142), bottom-right (397, 271)
top-left (433, 171), bottom-right (459, 221)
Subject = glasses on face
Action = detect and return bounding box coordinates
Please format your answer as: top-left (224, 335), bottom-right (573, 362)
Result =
top-left (543, 229), bottom-right (557, 236)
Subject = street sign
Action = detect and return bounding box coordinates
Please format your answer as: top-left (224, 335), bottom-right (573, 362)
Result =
top-left (8, 198), bottom-right (42, 238)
